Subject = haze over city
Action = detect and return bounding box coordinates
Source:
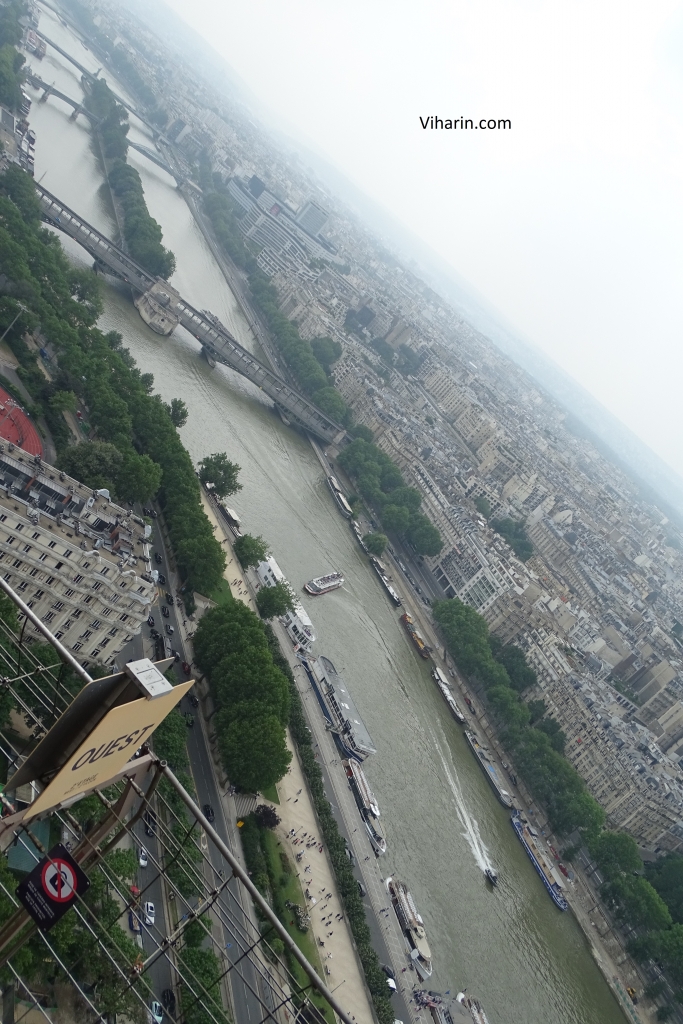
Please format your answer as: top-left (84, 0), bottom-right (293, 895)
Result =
top-left (162, 0), bottom-right (683, 480)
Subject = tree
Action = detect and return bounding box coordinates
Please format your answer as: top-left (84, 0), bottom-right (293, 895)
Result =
top-left (254, 804), bottom-right (281, 830)
top-left (234, 533), bottom-right (269, 569)
top-left (312, 386), bottom-right (347, 422)
top-left (219, 713), bottom-right (292, 793)
top-left (648, 854), bottom-right (683, 924)
top-left (256, 582), bottom-right (295, 620)
top-left (363, 532), bottom-right (387, 556)
top-left (381, 504), bottom-right (410, 534)
top-left (406, 512), bottom-right (443, 556)
top-left (310, 336), bottom-right (342, 373)
top-left (49, 389), bottom-right (78, 413)
top-left (166, 397), bottom-right (188, 428)
top-left (589, 831), bottom-right (641, 880)
top-left (116, 451), bottom-right (162, 504)
top-left (350, 424), bottom-right (374, 442)
top-left (59, 441), bottom-right (123, 491)
top-left (536, 717), bottom-right (566, 753)
top-left (475, 496), bottom-right (492, 518)
top-left (198, 452), bottom-right (242, 498)
top-left (490, 518), bottom-right (534, 561)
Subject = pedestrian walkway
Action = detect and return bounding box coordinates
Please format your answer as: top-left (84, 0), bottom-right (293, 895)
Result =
top-left (268, 733), bottom-right (375, 1024)
top-left (199, 491), bottom-right (257, 611)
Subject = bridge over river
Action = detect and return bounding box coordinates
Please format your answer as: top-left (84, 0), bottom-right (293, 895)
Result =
top-left (36, 184), bottom-right (348, 446)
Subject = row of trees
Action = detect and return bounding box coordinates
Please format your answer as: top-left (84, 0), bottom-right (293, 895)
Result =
top-left (0, 1), bottom-right (25, 111)
top-left (193, 604), bottom-right (292, 792)
top-left (0, 166), bottom-right (226, 598)
top-left (108, 160), bottom-right (176, 278)
top-left (84, 77), bottom-right (130, 160)
top-left (338, 437), bottom-right (442, 556)
top-left (432, 598), bottom-right (606, 837)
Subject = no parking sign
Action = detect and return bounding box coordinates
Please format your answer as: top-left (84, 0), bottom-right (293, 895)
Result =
top-left (16, 844), bottom-right (90, 930)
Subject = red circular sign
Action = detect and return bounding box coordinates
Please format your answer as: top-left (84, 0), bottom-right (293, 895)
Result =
top-left (41, 859), bottom-right (77, 903)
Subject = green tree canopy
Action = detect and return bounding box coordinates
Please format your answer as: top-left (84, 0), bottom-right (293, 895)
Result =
top-left (116, 451), bottom-right (162, 504)
top-left (166, 397), bottom-right (189, 428)
top-left (218, 712), bottom-right (292, 795)
top-left (198, 452), bottom-right (242, 498)
top-left (363, 532), bottom-right (388, 556)
top-left (233, 533), bottom-right (269, 569)
top-left (59, 440), bottom-right (123, 491)
top-left (256, 581), bottom-right (296, 620)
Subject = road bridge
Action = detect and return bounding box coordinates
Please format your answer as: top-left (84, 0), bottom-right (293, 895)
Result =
top-left (35, 184), bottom-right (348, 446)
top-left (25, 70), bottom-right (99, 123)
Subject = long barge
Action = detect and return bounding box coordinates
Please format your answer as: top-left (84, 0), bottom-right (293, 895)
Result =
top-left (326, 475), bottom-right (353, 518)
top-left (464, 730), bottom-right (513, 807)
top-left (400, 612), bottom-right (430, 659)
top-left (343, 758), bottom-right (386, 855)
top-left (301, 655), bottom-right (376, 761)
top-left (386, 876), bottom-right (432, 980)
top-left (511, 810), bottom-right (568, 910)
top-left (369, 555), bottom-right (402, 606)
top-left (431, 666), bottom-right (466, 723)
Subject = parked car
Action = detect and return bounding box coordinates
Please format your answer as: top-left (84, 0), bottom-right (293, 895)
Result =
top-left (147, 614), bottom-right (155, 627)
top-left (172, 649), bottom-right (181, 662)
top-left (161, 990), bottom-right (176, 1015)
top-left (386, 978), bottom-right (397, 992)
top-left (149, 1000), bottom-right (163, 1024)
top-left (154, 552), bottom-right (163, 564)
top-left (344, 845), bottom-right (356, 866)
top-left (161, 606), bottom-right (169, 618)
top-left (143, 901), bottom-right (155, 926)
top-left (381, 964), bottom-right (396, 980)
top-left (165, 624), bottom-right (174, 636)
top-left (357, 880), bottom-right (367, 897)
top-left (182, 661), bottom-right (191, 675)
top-left (203, 804), bottom-right (215, 823)
top-left (138, 847), bottom-right (148, 868)
top-left (165, 593), bottom-right (174, 605)
top-left (157, 573), bottom-right (166, 584)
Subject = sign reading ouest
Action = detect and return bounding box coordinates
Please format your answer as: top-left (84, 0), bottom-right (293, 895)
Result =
top-left (28, 681), bottom-right (194, 817)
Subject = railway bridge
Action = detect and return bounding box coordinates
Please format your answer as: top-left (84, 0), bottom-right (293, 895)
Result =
top-left (35, 185), bottom-right (348, 446)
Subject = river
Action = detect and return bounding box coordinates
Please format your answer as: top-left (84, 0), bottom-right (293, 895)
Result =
top-left (24, 11), bottom-right (626, 1024)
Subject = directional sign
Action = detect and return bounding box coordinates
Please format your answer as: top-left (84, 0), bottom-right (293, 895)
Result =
top-left (16, 844), bottom-right (90, 930)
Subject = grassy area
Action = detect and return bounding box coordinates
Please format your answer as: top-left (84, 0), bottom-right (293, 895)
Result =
top-left (261, 829), bottom-right (334, 1024)
top-left (208, 577), bottom-right (235, 607)
top-left (261, 783), bottom-right (280, 804)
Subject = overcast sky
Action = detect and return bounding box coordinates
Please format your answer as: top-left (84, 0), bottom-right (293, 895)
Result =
top-left (166, 0), bottom-right (683, 476)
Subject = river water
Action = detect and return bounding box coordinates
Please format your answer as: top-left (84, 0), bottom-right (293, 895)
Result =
top-left (24, 12), bottom-right (626, 1024)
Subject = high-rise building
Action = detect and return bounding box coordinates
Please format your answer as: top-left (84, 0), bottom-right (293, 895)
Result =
top-left (295, 200), bottom-right (329, 238)
top-left (0, 445), bottom-right (155, 668)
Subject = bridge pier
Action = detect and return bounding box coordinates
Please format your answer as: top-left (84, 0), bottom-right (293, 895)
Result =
top-left (39, 89), bottom-right (50, 103)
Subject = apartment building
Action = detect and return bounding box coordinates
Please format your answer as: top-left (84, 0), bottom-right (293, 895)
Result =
top-left (0, 445), bottom-right (155, 668)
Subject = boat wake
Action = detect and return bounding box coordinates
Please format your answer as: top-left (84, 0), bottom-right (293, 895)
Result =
top-left (436, 743), bottom-right (492, 873)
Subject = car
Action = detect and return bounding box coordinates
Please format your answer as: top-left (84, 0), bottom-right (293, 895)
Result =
top-left (147, 614), bottom-right (155, 627)
top-left (182, 662), bottom-right (191, 675)
top-left (188, 693), bottom-right (199, 707)
top-left (172, 650), bottom-right (181, 662)
top-left (143, 901), bottom-right (155, 926)
top-left (161, 990), bottom-right (176, 1015)
top-left (357, 880), bottom-right (367, 897)
top-left (154, 552), bottom-right (163, 564)
top-left (381, 964), bottom-right (396, 980)
top-left (150, 629), bottom-right (160, 640)
top-left (149, 1000), bottom-right (164, 1024)
top-left (144, 810), bottom-right (157, 836)
top-left (344, 845), bottom-right (356, 866)
top-left (185, 713), bottom-right (195, 728)
top-left (165, 624), bottom-right (174, 636)
top-left (143, 507), bottom-right (151, 516)
top-left (165, 593), bottom-right (174, 606)
top-left (161, 605), bottom-right (169, 618)
top-left (138, 847), bottom-right (148, 868)
top-left (203, 804), bottom-right (215, 823)
top-left (157, 573), bottom-right (166, 584)
top-left (386, 977), bottom-right (397, 993)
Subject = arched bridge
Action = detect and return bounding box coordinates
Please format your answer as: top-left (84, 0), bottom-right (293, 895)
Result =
top-left (35, 185), bottom-right (348, 446)
top-left (25, 70), bottom-right (99, 123)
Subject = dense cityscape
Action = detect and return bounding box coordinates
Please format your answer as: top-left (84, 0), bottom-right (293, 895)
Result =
top-left (0, 1), bottom-right (681, 1024)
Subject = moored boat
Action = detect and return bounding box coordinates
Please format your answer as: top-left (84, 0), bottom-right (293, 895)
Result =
top-left (369, 555), bottom-right (402, 606)
top-left (304, 571), bottom-right (344, 595)
top-left (456, 993), bottom-right (491, 1024)
top-left (511, 810), bottom-right (568, 910)
top-left (464, 730), bottom-right (513, 808)
top-left (400, 612), bottom-right (430, 659)
top-left (386, 876), bottom-right (432, 979)
top-left (326, 475), bottom-right (353, 517)
top-left (431, 665), bottom-right (466, 722)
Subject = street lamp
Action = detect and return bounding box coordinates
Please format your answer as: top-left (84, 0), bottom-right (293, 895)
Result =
top-left (0, 303), bottom-right (29, 345)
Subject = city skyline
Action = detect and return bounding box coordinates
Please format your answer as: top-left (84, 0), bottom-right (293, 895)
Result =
top-left (162, 0), bottom-right (683, 483)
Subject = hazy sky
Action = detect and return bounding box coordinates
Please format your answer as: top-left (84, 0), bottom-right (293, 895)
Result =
top-left (166, 0), bottom-right (683, 476)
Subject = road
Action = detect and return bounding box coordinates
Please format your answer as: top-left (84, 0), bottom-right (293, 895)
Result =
top-left (116, 510), bottom-right (270, 1024)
